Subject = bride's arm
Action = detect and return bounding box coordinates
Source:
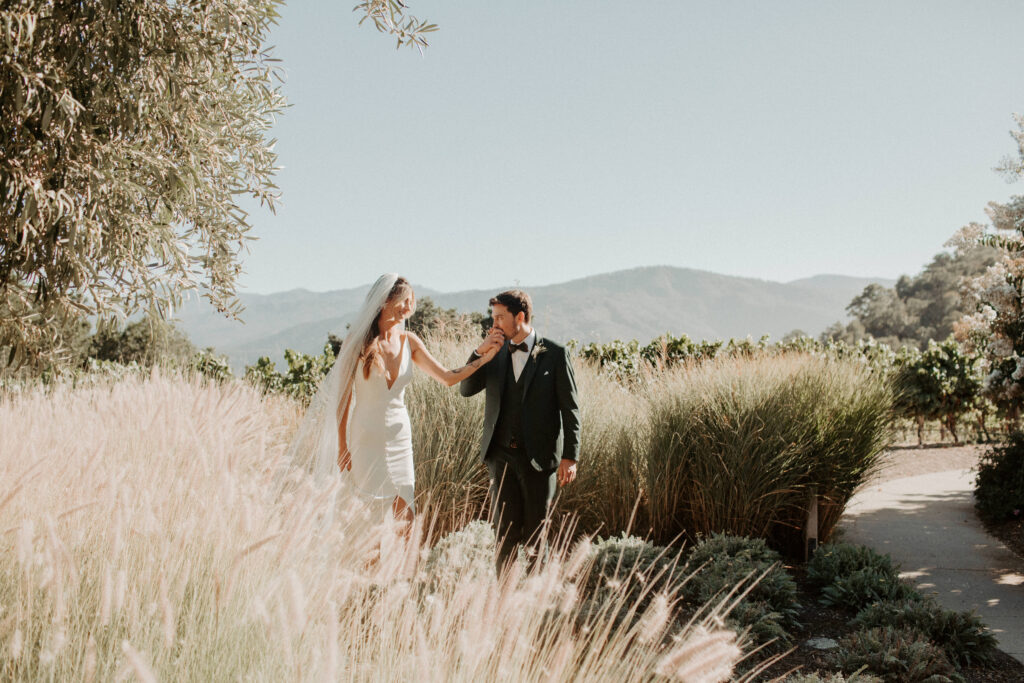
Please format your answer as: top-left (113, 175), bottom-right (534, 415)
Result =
top-left (337, 393), bottom-right (352, 471)
top-left (407, 332), bottom-right (498, 387)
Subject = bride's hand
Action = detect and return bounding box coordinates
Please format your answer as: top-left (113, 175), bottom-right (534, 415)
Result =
top-left (480, 344), bottom-right (501, 362)
top-left (338, 446), bottom-right (352, 471)
top-left (476, 328), bottom-right (504, 356)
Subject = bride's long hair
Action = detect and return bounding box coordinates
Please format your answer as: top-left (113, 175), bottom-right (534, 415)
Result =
top-left (282, 273), bottom-right (413, 482)
top-left (360, 277), bottom-right (415, 379)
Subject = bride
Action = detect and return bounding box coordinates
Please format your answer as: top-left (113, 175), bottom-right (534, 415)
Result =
top-left (284, 273), bottom-right (501, 523)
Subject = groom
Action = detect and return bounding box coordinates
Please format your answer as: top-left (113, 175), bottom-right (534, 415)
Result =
top-left (460, 289), bottom-right (581, 574)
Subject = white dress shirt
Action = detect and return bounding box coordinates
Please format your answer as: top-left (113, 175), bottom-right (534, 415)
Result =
top-left (509, 329), bottom-right (536, 381)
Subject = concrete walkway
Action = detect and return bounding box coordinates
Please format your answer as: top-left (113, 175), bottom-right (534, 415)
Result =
top-left (839, 468), bottom-right (1024, 663)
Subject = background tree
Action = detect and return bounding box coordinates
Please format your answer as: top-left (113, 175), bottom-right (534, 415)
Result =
top-left (0, 1), bottom-right (285, 368)
top-left (354, 0), bottom-right (438, 52)
top-left (84, 316), bottom-right (196, 367)
top-left (327, 332), bottom-right (345, 358)
top-left (845, 283), bottom-right (910, 345)
top-left (823, 246), bottom-right (997, 348)
top-left (406, 297), bottom-right (486, 339)
top-left (781, 329), bottom-right (808, 343)
top-left (819, 318), bottom-right (866, 345)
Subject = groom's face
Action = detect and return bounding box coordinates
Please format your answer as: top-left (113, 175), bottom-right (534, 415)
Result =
top-left (490, 303), bottom-right (524, 340)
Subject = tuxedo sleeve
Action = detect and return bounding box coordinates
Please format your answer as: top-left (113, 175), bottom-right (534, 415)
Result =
top-left (555, 347), bottom-right (581, 462)
top-left (459, 352), bottom-right (486, 397)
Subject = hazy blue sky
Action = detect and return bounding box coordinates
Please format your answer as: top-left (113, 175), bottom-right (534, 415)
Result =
top-left (237, 0), bottom-right (1024, 294)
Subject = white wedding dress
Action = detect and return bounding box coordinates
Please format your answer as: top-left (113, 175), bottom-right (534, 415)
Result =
top-left (345, 334), bottom-right (416, 514)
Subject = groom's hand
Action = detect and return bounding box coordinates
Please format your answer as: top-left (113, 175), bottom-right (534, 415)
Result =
top-left (476, 328), bottom-right (505, 356)
top-left (557, 459), bottom-right (577, 487)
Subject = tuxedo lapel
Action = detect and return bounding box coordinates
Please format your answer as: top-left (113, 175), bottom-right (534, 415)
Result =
top-left (494, 340), bottom-right (510, 395)
top-left (519, 337), bottom-right (543, 398)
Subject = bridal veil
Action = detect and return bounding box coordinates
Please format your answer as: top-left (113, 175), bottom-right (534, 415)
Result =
top-left (281, 273), bottom-right (401, 484)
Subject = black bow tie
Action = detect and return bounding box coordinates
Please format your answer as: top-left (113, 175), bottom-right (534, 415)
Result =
top-left (509, 342), bottom-right (529, 354)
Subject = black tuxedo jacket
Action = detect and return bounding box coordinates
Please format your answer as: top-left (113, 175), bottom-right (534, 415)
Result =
top-left (459, 336), bottom-right (581, 471)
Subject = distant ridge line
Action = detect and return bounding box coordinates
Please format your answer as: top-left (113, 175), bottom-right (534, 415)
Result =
top-left (173, 265), bottom-right (894, 369)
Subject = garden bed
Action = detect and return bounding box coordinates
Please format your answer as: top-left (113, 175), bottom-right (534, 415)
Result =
top-left (745, 446), bottom-right (1024, 681)
top-left (755, 568), bottom-right (1024, 682)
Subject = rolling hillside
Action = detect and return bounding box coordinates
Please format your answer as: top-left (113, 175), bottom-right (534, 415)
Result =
top-left (174, 266), bottom-right (893, 369)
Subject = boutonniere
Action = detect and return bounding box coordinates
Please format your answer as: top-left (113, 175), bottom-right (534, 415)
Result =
top-left (531, 339), bottom-right (547, 360)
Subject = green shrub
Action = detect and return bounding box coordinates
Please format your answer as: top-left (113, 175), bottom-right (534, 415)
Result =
top-left (686, 535), bottom-right (799, 620)
top-left (574, 535), bottom-right (687, 633)
top-left (808, 543), bottom-right (899, 588)
top-left (974, 432), bottom-right (1024, 523)
top-left (640, 333), bottom-right (723, 368)
top-left (809, 543), bottom-right (919, 611)
top-left (578, 338), bottom-right (645, 381)
top-left (644, 355), bottom-right (894, 552)
top-left (420, 520), bottom-right (495, 593)
top-left (785, 673), bottom-right (882, 683)
top-left (191, 348), bottom-right (233, 383)
top-left (244, 356), bottom-right (283, 394)
top-left (892, 339), bottom-right (982, 446)
top-left (851, 600), bottom-right (998, 667)
top-left (83, 315), bottom-right (196, 367)
top-left (820, 567), bottom-right (921, 611)
top-left (725, 599), bottom-right (791, 648)
top-left (582, 535), bottom-right (686, 603)
top-left (685, 534), bottom-right (800, 647)
top-left (243, 345), bottom-right (335, 403)
top-left (836, 626), bottom-right (962, 683)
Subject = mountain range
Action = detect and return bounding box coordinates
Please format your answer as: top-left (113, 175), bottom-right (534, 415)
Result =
top-left (172, 266), bottom-right (894, 370)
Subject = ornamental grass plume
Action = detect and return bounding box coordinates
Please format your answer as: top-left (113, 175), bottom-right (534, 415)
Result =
top-left (636, 592), bottom-right (672, 643)
top-left (9, 630), bottom-right (22, 659)
top-left (120, 641), bottom-right (157, 683)
top-left (565, 536), bottom-right (594, 580)
top-left (0, 370), bottom-right (745, 681)
top-left (656, 624), bottom-right (743, 682)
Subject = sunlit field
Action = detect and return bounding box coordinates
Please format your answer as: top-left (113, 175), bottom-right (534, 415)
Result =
top-left (0, 372), bottom-right (749, 681)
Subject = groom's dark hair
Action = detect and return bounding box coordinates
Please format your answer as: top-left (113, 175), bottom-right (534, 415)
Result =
top-left (490, 290), bottom-right (532, 323)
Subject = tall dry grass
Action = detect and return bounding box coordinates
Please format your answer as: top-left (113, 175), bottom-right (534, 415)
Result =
top-left (548, 365), bottom-right (649, 535)
top-left (405, 338), bottom-right (894, 552)
top-left (405, 339), bottom-right (489, 535)
top-left (0, 371), bottom-right (743, 681)
top-left (645, 354), bottom-right (895, 551)
top-left (406, 337), bottom-right (650, 538)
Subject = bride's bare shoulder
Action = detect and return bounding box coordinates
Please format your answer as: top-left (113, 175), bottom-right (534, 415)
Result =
top-left (405, 331), bottom-right (425, 350)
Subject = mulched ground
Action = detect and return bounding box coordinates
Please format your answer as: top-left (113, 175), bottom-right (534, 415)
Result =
top-left (986, 518), bottom-right (1024, 562)
top-left (748, 442), bottom-right (1024, 681)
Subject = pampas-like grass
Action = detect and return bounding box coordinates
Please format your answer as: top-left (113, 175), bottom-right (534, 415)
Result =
top-left (0, 371), bottom-right (742, 681)
top-left (404, 338), bottom-right (892, 549)
top-left (644, 353), bottom-right (894, 549)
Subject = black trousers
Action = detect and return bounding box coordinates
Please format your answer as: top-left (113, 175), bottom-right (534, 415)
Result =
top-left (485, 446), bottom-right (557, 575)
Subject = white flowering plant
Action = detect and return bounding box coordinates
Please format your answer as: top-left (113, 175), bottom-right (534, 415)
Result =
top-left (948, 195), bottom-right (1024, 418)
